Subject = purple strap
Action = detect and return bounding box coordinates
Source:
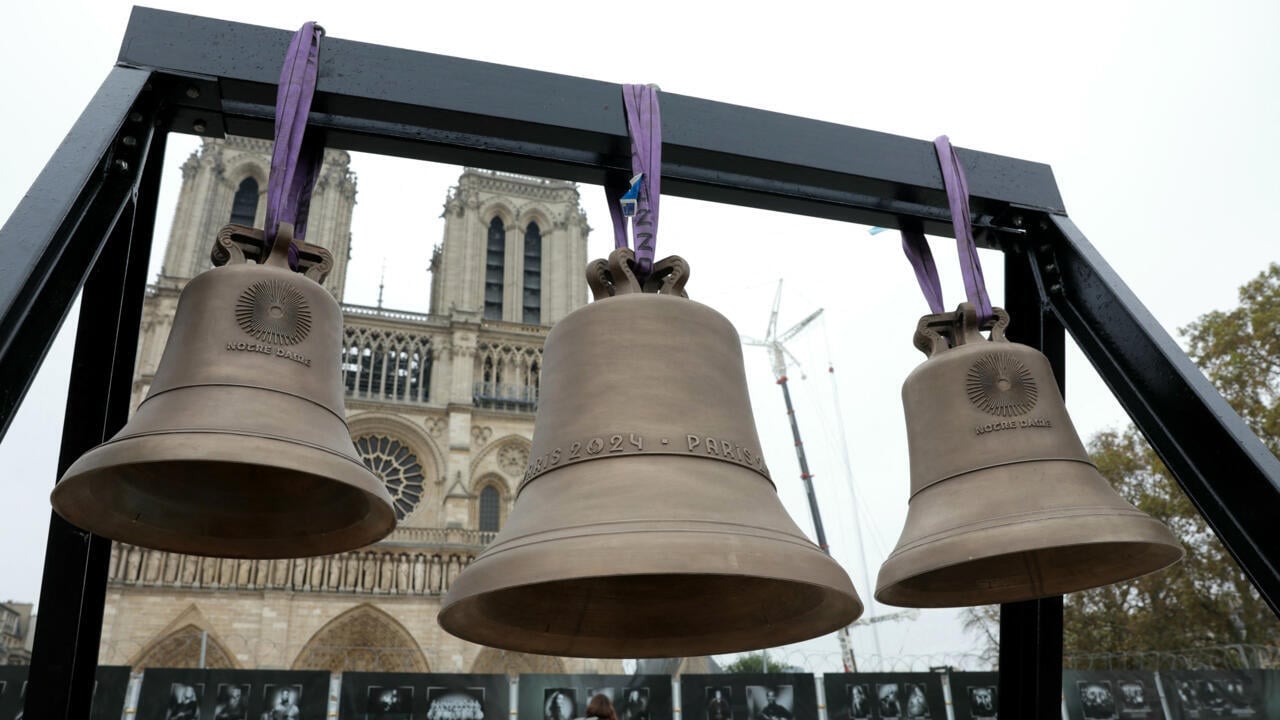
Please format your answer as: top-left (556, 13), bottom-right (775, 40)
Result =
top-left (901, 230), bottom-right (945, 314)
top-left (605, 84), bottom-right (662, 279)
top-left (263, 22), bottom-right (325, 269)
top-left (900, 135), bottom-right (993, 321)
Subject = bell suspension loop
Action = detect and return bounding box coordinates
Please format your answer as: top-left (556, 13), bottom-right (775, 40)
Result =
top-left (605, 83), bottom-right (663, 282)
top-left (263, 21), bottom-right (325, 269)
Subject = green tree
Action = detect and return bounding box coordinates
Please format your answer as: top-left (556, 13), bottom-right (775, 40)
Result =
top-left (966, 263), bottom-right (1280, 667)
top-left (722, 652), bottom-right (802, 673)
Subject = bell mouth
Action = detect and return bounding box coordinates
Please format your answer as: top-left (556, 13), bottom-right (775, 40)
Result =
top-left (52, 431), bottom-right (396, 558)
top-left (439, 572), bottom-right (859, 658)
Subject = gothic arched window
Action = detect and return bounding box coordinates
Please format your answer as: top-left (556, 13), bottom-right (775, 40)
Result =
top-left (522, 222), bottom-right (542, 324)
top-left (479, 485), bottom-right (501, 532)
top-left (484, 216), bottom-right (505, 320)
top-left (230, 177), bottom-right (259, 226)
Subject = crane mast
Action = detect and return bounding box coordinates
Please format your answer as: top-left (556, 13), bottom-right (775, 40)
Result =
top-left (742, 281), bottom-right (857, 672)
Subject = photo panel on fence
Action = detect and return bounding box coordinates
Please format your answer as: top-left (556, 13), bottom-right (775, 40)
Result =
top-left (0, 664), bottom-right (129, 720)
top-left (822, 672), bottom-right (947, 720)
top-left (0, 666), bottom-right (24, 720)
top-left (93, 665), bottom-right (133, 720)
top-left (136, 667), bottom-right (328, 720)
top-left (339, 672), bottom-right (509, 720)
top-left (519, 674), bottom-right (672, 720)
top-left (947, 673), bottom-right (998, 720)
top-left (1158, 669), bottom-right (1280, 720)
top-left (1063, 670), bottom-right (1165, 720)
top-left (680, 673), bottom-right (817, 720)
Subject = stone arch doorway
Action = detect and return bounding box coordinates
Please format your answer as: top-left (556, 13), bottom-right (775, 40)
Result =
top-left (130, 623), bottom-right (238, 669)
top-left (470, 646), bottom-right (566, 675)
top-left (291, 603), bottom-right (429, 673)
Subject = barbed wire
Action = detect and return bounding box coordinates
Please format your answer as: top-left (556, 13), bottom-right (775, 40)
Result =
top-left (1064, 644), bottom-right (1280, 671)
top-left (752, 649), bottom-right (994, 674)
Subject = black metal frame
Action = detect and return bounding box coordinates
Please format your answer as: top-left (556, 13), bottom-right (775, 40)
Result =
top-left (1, 7), bottom-right (1275, 717)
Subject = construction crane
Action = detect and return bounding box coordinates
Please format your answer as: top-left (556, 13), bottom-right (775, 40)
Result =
top-left (740, 280), bottom-right (859, 671)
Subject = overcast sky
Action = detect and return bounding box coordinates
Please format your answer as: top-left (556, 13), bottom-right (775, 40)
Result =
top-left (1, 1), bottom-right (1277, 672)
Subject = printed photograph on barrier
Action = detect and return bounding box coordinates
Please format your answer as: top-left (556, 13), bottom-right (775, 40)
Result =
top-left (543, 687), bottom-right (577, 720)
top-left (681, 674), bottom-right (815, 720)
top-left (365, 685), bottom-right (412, 719)
top-left (947, 672), bottom-right (998, 720)
top-left (1077, 680), bottom-right (1117, 720)
top-left (167, 682), bottom-right (205, 720)
top-left (519, 674), bottom-right (671, 720)
top-left (706, 687), bottom-right (733, 720)
top-left (617, 687), bottom-right (650, 720)
top-left (847, 683), bottom-right (871, 720)
top-left (261, 684), bottom-right (304, 719)
top-left (213, 683), bottom-right (251, 720)
top-left (822, 673), bottom-right (946, 720)
top-left (1158, 670), bottom-right (1273, 720)
top-left (746, 685), bottom-right (793, 720)
top-left (426, 684), bottom-right (485, 720)
top-left (1062, 670), bottom-right (1164, 720)
top-left (339, 672), bottom-right (508, 720)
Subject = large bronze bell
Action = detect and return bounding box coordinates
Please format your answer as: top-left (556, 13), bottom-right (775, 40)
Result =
top-left (876, 303), bottom-right (1183, 607)
top-left (51, 224), bottom-right (396, 558)
top-left (439, 250), bottom-right (862, 657)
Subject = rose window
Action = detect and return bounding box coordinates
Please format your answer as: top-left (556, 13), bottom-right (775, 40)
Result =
top-left (354, 435), bottom-right (425, 521)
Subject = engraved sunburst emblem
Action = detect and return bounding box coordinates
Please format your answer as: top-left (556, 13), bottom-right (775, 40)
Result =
top-left (235, 279), bottom-right (311, 345)
top-left (966, 352), bottom-right (1038, 417)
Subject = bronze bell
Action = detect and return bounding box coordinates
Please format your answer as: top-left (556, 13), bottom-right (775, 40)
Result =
top-left (51, 224), bottom-right (396, 558)
top-left (876, 303), bottom-right (1183, 607)
top-left (439, 249), bottom-right (862, 657)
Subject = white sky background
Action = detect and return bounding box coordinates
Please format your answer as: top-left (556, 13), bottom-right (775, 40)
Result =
top-left (0, 0), bottom-right (1277, 672)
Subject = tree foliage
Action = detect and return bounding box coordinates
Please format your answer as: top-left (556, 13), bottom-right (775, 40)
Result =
top-left (722, 652), bottom-right (802, 673)
top-left (966, 263), bottom-right (1280, 666)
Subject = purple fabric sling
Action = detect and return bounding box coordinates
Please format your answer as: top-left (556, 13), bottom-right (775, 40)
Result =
top-left (900, 135), bottom-right (993, 322)
top-left (605, 84), bottom-right (662, 280)
top-left (263, 22), bottom-right (325, 270)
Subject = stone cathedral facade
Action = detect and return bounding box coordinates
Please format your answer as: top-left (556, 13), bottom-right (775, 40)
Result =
top-left (96, 136), bottom-right (617, 675)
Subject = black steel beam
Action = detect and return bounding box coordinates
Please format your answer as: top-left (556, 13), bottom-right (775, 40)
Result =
top-left (998, 245), bottom-right (1066, 718)
top-left (0, 66), bottom-right (154, 439)
top-left (25, 119), bottom-right (166, 718)
top-left (115, 7), bottom-right (1063, 239)
top-left (1032, 214), bottom-right (1280, 615)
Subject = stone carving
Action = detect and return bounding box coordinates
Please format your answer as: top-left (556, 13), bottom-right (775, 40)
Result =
top-left (103, 545), bottom-right (484, 596)
top-left (125, 546), bottom-right (141, 583)
top-left (471, 426), bottom-right (492, 447)
top-left (498, 442), bottom-right (530, 475)
top-left (396, 554), bottom-right (410, 594)
top-left (290, 605), bottom-right (428, 673)
top-left (424, 416), bottom-right (447, 436)
top-left (413, 555), bottom-right (426, 593)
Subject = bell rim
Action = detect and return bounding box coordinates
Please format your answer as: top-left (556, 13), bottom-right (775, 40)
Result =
top-left (439, 518), bottom-right (863, 657)
top-left (874, 512), bottom-right (1184, 608)
top-left (52, 430), bottom-right (396, 558)
top-left (439, 570), bottom-right (863, 658)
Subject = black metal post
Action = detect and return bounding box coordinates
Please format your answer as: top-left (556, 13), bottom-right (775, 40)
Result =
top-left (1034, 215), bottom-right (1280, 614)
top-left (0, 67), bottom-right (154, 438)
top-left (24, 122), bottom-right (165, 719)
top-left (997, 244), bottom-right (1066, 718)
